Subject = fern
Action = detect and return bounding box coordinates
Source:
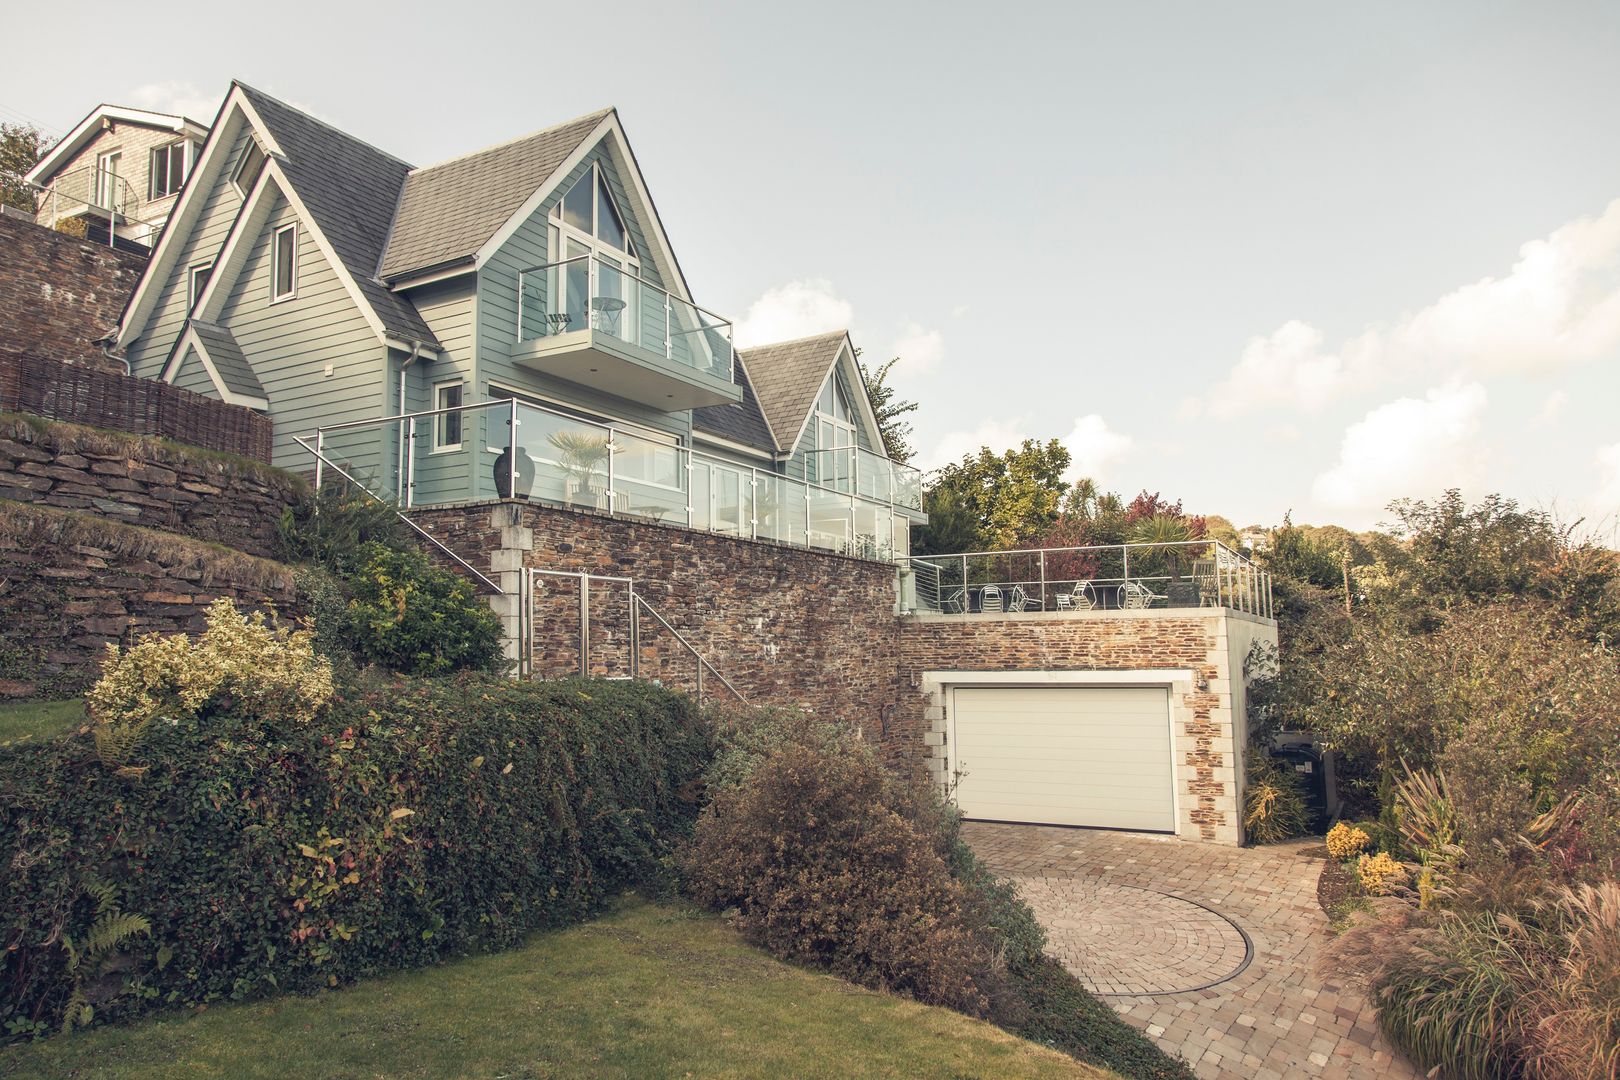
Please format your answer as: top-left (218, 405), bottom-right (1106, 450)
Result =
top-left (59, 878), bottom-right (152, 1033)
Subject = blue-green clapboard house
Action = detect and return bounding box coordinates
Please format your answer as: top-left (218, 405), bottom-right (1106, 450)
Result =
top-left (110, 82), bottom-right (922, 558)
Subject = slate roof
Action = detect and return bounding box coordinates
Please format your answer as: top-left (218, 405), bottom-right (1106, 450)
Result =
top-left (189, 320), bottom-right (265, 399)
top-left (378, 109), bottom-right (612, 281)
top-left (235, 83), bottom-right (439, 346)
top-left (739, 331), bottom-right (849, 453)
top-left (692, 353), bottom-right (775, 453)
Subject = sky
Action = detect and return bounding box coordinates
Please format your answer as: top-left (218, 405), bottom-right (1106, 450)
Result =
top-left (4, 1), bottom-right (1618, 535)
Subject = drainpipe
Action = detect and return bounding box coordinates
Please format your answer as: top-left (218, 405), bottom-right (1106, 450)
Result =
top-left (396, 341), bottom-right (425, 503)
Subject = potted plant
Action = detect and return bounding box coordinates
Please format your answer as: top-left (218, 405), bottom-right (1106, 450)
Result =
top-left (548, 430), bottom-right (612, 509)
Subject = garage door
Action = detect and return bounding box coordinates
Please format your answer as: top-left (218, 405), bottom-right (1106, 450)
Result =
top-left (950, 686), bottom-right (1174, 832)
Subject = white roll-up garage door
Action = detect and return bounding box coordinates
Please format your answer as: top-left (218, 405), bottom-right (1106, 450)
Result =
top-left (950, 686), bottom-right (1175, 832)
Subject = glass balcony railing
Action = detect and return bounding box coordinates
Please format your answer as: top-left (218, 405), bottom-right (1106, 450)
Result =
top-left (305, 397), bottom-right (916, 563)
top-left (804, 446), bottom-right (923, 512)
top-left (517, 255), bottom-right (734, 382)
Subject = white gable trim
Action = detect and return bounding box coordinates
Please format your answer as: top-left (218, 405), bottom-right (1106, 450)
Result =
top-left (160, 325), bottom-right (270, 410)
top-left (472, 113), bottom-right (695, 305)
top-left (25, 105), bottom-right (209, 185)
top-left (783, 335), bottom-right (886, 460)
top-left (112, 88), bottom-right (259, 352)
top-left (187, 159), bottom-right (279, 322)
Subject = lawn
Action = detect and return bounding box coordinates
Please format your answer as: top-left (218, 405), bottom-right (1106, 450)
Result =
top-left (0, 698), bottom-right (85, 744)
top-left (0, 899), bottom-right (1115, 1080)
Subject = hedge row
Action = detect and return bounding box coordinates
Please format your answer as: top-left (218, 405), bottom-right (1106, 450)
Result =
top-left (0, 675), bottom-right (709, 1038)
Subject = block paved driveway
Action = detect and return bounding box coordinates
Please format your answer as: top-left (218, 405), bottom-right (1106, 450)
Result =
top-left (964, 823), bottom-right (1418, 1080)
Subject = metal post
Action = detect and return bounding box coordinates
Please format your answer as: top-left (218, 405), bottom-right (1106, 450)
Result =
top-left (508, 399), bottom-right (518, 500)
top-left (1122, 545), bottom-right (1130, 589)
top-left (696, 658), bottom-right (704, 704)
top-left (664, 294), bottom-right (673, 360)
top-left (314, 431), bottom-right (324, 490)
top-left (629, 589), bottom-right (639, 680)
top-left (607, 430), bottom-right (616, 516)
top-left (578, 574), bottom-right (590, 677)
top-left (517, 271), bottom-right (526, 341)
top-left (748, 473), bottom-right (758, 540)
top-left (405, 418), bottom-right (417, 508)
top-left (685, 450), bottom-right (694, 529)
top-left (1039, 549), bottom-right (1047, 610)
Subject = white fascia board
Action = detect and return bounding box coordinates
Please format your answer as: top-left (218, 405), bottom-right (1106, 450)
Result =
top-left (112, 91), bottom-right (255, 352)
top-left (472, 113), bottom-right (696, 307)
top-left (161, 325), bottom-right (269, 410)
top-left (188, 161), bottom-right (278, 323)
top-left (25, 105), bottom-right (206, 184)
top-left (838, 335), bottom-right (887, 458)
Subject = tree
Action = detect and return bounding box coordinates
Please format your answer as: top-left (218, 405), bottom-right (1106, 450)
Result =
top-left (920, 440), bottom-right (1072, 551)
top-left (857, 356), bottom-right (919, 465)
top-left (0, 123), bottom-right (47, 215)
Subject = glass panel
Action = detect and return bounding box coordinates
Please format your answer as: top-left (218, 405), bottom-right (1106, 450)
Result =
top-left (894, 462), bottom-right (922, 511)
top-left (151, 148), bottom-right (169, 198)
top-left (853, 499), bottom-right (883, 560)
top-left (593, 256), bottom-right (634, 346)
top-left (668, 294), bottom-right (731, 378)
top-left (613, 428), bottom-right (687, 526)
top-left (854, 447), bottom-right (891, 503)
top-left (597, 175), bottom-right (627, 250)
top-left (562, 172), bottom-right (592, 232)
top-left (562, 245), bottom-right (589, 334)
top-left (508, 403), bottom-right (609, 508)
top-left (710, 462), bottom-right (746, 536)
top-left (690, 462), bottom-right (713, 532)
top-left (807, 487), bottom-right (850, 553)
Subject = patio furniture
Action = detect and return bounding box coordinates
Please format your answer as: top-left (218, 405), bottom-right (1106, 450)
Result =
top-left (546, 312), bottom-right (573, 333)
top-left (1121, 580), bottom-right (1166, 609)
top-left (1054, 581), bottom-right (1096, 611)
top-left (980, 584), bottom-right (1004, 613)
top-left (941, 587), bottom-right (967, 614)
top-left (591, 295), bottom-right (627, 334)
top-left (1192, 559), bottom-right (1220, 606)
top-left (1008, 585), bottom-right (1032, 612)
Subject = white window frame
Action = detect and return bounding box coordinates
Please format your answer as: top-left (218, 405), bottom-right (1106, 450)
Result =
top-left (93, 149), bottom-right (122, 211)
top-left (150, 140), bottom-right (188, 200)
top-left (432, 381), bottom-right (465, 453)
top-left (270, 222), bottom-right (298, 303)
top-left (231, 140), bottom-right (266, 198)
top-left (188, 262), bottom-right (212, 311)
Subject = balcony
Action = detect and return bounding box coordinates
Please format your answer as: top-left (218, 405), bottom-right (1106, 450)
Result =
top-left (305, 397), bottom-right (924, 563)
top-left (905, 542), bottom-right (1274, 619)
top-left (31, 166), bottom-right (164, 249)
top-left (513, 255), bottom-right (741, 411)
top-left (804, 446), bottom-right (925, 515)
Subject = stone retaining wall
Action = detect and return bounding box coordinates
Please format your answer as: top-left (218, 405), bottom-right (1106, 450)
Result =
top-left (0, 414), bottom-right (302, 559)
top-left (0, 214), bottom-right (145, 370)
top-left (0, 501), bottom-right (299, 697)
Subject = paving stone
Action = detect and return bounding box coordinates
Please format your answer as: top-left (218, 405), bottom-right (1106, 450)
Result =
top-left (964, 823), bottom-right (1419, 1079)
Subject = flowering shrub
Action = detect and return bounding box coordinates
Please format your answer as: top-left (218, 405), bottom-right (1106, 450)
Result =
top-left (1357, 851), bottom-right (1408, 895)
top-left (1327, 821), bottom-right (1372, 860)
top-left (86, 598), bottom-right (333, 731)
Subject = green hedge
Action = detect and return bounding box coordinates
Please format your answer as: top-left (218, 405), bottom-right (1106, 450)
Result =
top-left (0, 675), bottom-right (709, 1039)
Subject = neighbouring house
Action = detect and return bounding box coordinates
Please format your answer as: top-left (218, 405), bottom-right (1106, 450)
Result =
top-left (25, 104), bottom-right (211, 252)
top-left (98, 79), bottom-right (1277, 846)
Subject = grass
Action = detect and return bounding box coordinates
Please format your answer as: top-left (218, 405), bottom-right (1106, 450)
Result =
top-left (0, 698), bottom-right (85, 745)
top-left (0, 898), bottom-right (1115, 1080)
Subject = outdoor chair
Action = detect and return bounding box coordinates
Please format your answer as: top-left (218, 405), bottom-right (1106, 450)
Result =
top-left (1054, 581), bottom-right (1096, 611)
top-left (1008, 585), bottom-right (1032, 612)
top-left (1191, 559), bottom-right (1220, 606)
top-left (980, 584), bottom-right (1004, 613)
top-left (941, 587), bottom-right (967, 614)
top-left (1121, 580), bottom-right (1166, 609)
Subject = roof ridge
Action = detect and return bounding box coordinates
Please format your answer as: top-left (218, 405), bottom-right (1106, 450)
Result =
top-left (740, 328), bottom-right (849, 353)
top-left (233, 79), bottom-right (415, 169)
top-left (405, 107), bottom-right (614, 176)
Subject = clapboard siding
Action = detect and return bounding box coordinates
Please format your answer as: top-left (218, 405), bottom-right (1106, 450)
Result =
top-left (219, 194), bottom-right (384, 477)
top-left (170, 348), bottom-right (219, 397)
top-left (125, 122), bottom-right (253, 380)
top-left (476, 140), bottom-right (692, 445)
top-left (404, 276), bottom-right (477, 504)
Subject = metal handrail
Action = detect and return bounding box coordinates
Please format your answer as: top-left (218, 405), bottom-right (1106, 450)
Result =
top-left (633, 592), bottom-right (748, 705)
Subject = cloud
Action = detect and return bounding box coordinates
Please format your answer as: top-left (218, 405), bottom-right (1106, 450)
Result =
top-left (888, 321), bottom-right (944, 374)
top-left (917, 417), bottom-right (1031, 473)
top-left (1312, 382), bottom-right (1488, 519)
top-left (1530, 389), bottom-right (1568, 429)
top-left (732, 279), bottom-right (852, 348)
top-left (1201, 197), bottom-right (1620, 416)
top-left (126, 81), bottom-right (221, 122)
top-left (1062, 414), bottom-right (1134, 484)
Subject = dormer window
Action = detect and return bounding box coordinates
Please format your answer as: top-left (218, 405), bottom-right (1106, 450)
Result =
top-left (232, 139), bottom-right (266, 197)
top-left (552, 163), bottom-right (634, 255)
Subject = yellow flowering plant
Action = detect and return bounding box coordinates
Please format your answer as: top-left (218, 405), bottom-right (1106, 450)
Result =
top-left (1326, 821), bottom-right (1372, 860)
top-left (1356, 851), bottom-right (1408, 895)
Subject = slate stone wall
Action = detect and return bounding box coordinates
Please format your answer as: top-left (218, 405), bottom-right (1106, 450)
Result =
top-left (0, 214), bottom-right (144, 370)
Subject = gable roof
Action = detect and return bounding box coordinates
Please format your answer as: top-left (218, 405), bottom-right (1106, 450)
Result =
top-left (740, 331), bottom-right (854, 453)
top-left (187, 320), bottom-right (265, 399)
top-left (25, 105), bottom-right (210, 186)
top-left (233, 83), bottom-right (438, 346)
top-left (378, 109), bottom-right (612, 281)
top-left (692, 352), bottom-right (775, 453)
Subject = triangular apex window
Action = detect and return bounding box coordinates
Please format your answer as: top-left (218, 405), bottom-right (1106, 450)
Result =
top-left (552, 163), bottom-right (634, 255)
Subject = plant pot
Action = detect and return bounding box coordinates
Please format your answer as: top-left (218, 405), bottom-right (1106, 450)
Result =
top-left (494, 446), bottom-right (535, 499)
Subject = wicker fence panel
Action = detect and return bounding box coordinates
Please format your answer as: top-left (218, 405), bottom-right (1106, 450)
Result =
top-left (0, 352), bottom-right (273, 462)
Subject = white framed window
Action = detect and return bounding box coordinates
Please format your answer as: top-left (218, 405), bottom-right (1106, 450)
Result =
top-left (270, 223), bottom-right (297, 302)
top-left (433, 381), bottom-right (464, 451)
top-left (188, 262), bottom-right (212, 311)
top-left (232, 139), bottom-right (266, 197)
top-left (93, 150), bottom-right (122, 211)
top-left (150, 140), bottom-right (189, 199)
top-left (810, 373), bottom-right (857, 488)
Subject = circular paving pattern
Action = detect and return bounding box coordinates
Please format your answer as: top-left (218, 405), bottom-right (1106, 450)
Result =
top-left (1015, 877), bottom-right (1251, 996)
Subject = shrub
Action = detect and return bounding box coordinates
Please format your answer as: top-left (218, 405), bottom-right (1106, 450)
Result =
top-left (1357, 852), bottom-right (1408, 895)
top-left (1530, 881), bottom-right (1620, 1080)
top-left (0, 675), bottom-right (709, 1039)
top-left (683, 733), bottom-right (1000, 1016)
top-left (85, 598), bottom-right (333, 733)
top-left (275, 481), bottom-right (410, 574)
top-left (1243, 750), bottom-right (1310, 844)
top-left (343, 542), bottom-right (504, 677)
top-left (1327, 822), bottom-right (1371, 860)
